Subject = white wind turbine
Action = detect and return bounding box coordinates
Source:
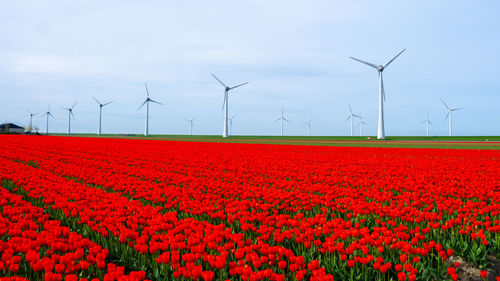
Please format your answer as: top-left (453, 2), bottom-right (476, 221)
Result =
top-left (441, 98), bottom-right (461, 136)
top-left (274, 106), bottom-right (289, 136)
top-left (357, 118), bottom-right (368, 137)
top-left (92, 97), bottom-right (113, 135)
top-left (350, 49), bottom-right (405, 139)
top-left (211, 74), bottom-right (249, 138)
top-left (229, 114), bottom-right (237, 135)
top-left (138, 83), bottom-right (163, 136)
top-left (27, 110), bottom-right (38, 131)
top-left (302, 119), bottom-right (312, 136)
top-left (185, 117), bottom-right (195, 135)
top-left (62, 101), bottom-right (77, 135)
top-left (41, 105), bottom-right (54, 135)
top-left (345, 103), bottom-right (360, 137)
top-left (419, 112), bottom-right (433, 137)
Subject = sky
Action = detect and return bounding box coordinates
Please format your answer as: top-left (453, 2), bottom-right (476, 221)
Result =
top-left (1, 0), bottom-right (499, 136)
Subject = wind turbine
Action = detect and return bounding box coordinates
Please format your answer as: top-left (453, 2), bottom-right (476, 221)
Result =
top-left (302, 119), bottom-right (312, 136)
top-left (211, 74), bottom-right (248, 138)
top-left (185, 117), bottom-right (195, 135)
top-left (419, 112), bottom-right (433, 137)
top-left (27, 110), bottom-right (38, 131)
top-left (345, 103), bottom-right (361, 137)
top-left (350, 49), bottom-right (405, 139)
top-left (138, 83), bottom-right (163, 136)
top-left (229, 114), bottom-right (237, 135)
top-left (62, 102), bottom-right (77, 135)
top-left (274, 106), bottom-right (289, 136)
top-left (92, 97), bottom-right (113, 135)
top-left (41, 105), bottom-right (54, 135)
top-left (357, 119), bottom-right (368, 136)
top-left (441, 99), bottom-right (461, 136)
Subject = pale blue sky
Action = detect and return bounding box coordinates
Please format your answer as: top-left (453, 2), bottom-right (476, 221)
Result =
top-left (1, 1), bottom-right (499, 136)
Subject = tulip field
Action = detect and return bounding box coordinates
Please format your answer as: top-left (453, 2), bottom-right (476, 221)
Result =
top-left (0, 135), bottom-right (499, 281)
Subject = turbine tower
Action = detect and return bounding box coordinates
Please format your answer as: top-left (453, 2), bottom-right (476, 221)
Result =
top-left (62, 102), bottom-right (77, 135)
top-left (27, 110), bottom-right (38, 131)
top-left (345, 103), bottom-right (360, 137)
top-left (302, 119), bottom-right (312, 136)
top-left (41, 105), bottom-right (54, 135)
top-left (211, 74), bottom-right (248, 138)
top-left (441, 99), bottom-right (461, 136)
top-left (274, 106), bottom-right (289, 136)
top-left (138, 83), bottom-right (163, 136)
top-left (350, 49), bottom-right (405, 139)
top-left (92, 97), bottom-right (113, 135)
top-left (419, 112), bottom-right (433, 137)
top-left (185, 117), bottom-right (195, 135)
top-left (229, 114), bottom-right (237, 135)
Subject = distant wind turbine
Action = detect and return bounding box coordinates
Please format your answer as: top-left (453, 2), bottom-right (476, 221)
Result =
top-left (27, 110), bottom-right (38, 131)
top-left (92, 97), bottom-right (113, 135)
top-left (419, 112), bottom-right (433, 137)
top-left (345, 103), bottom-right (361, 137)
top-left (41, 105), bottom-right (54, 135)
top-left (441, 98), bottom-right (461, 136)
top-left (211, 74), bottom-right (248, 138)
top-left (302, 119), bottom-right (312, 136)
top-left (62, 101), bottom-right (77, 135)
top-left (229, 114), bottom-right (237, 135)
top-left (274, 106), bottom-right (289, 136)
top-left (350, 49), bottom-right (405, 139)
top-left (185, 117), bottom-right (195, 135)
top-left (138, 83), bottom-right (163, 136)
top-left (357, 119), bottom-right (368, 136)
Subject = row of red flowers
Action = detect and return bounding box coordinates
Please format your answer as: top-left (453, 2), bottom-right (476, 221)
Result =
top-left (0, 134), bottom-right (499, 280)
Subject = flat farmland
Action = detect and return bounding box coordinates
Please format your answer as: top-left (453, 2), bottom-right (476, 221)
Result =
top-left (0, 135), bottom-right (499, 281)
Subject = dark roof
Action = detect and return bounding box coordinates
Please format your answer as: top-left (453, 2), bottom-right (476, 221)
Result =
top-left (0, 123), bottom-right (24, 129)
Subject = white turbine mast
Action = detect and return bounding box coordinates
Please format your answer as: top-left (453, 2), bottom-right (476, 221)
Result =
top-left (441, 98), bottom-right (461, 137)
top-left (138, 83), bottom-right (163, 136)
top-left (211, 74), bottom-right (248, 138)
top-left (62, 101), bottom-right (77, 135)
top-left (229, 114), bottom-right (237, 135)
top-left (27, 109), bottom-right (38, 131)
top-left (419, 111), bottom-right (433, 137)
top-left (302, 119), bottom-right (312, 136)
top-left (92, 97), bottom-right (113, 135)
top-left (350, 49), bottom-right (405, 139)
top-left (274, 106), bottom-right (289, 136)
top-left (344, 103), bottom-right (361, 137)
top-left (41, 105), bottom-right (55, 135)
top-left (185, 117), bottom-right (196, 135)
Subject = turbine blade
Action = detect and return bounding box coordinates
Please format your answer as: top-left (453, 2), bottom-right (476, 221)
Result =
top-left (380, 73), bottom-right (386, 101)
top-left (274, 118), bottom-right (281, 123)
top-left (222, 92), bottom-right (227, 111)
top-left (211, 74), bottom-right (227, 88)
top-left (145, 83), bottom-right (150, 97)
top-left (71, 101), bottom-right (77, 109)
top-left (444, 112), bottom-right (449, 121)
top-left (283, 117), bottom-right (290, 123)
top-left (428, 121), bottom-right (433, 126)
top-left (383, 49), bottom-right (405, 69)
top-left (48, 112), bottom-right (55, 118)
top-left (92, 96), bottom-right (101, 105)
top-left (137, 100), bottom-right (147, 110)
top-left (348, 103), bottom-right (353, 114)
top-left (229, 82), bottom-right (249, 90)
top-left (103, 101), bottom-right (113, 106)
top-left (27, 109), bottom-right (32, 114)
top-left (419, 121), bottom-right (426, 124)
top-left (344, 116), bottom-right (351, 123)
top-left (451, 107), bottom-right (462, 111)
top-left (149, 99), bottom-right (163, 105)
top-left (440, 98), bottom-right (449, 110)
top-left (70, 111), bottom-right (75, 119)
top-left (350, 57), bottom-right (379, 69)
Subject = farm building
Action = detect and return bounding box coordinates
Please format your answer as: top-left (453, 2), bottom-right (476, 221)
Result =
top-left (0, 123), bottom-right (25, 134)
